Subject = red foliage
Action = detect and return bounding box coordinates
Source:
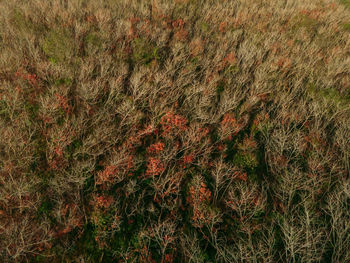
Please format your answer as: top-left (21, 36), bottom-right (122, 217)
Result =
top-left (187, 182), bottom-right (212, 228)
top-left (172, 19), bottom-right (184, 28)
top-left (95, 194), bottom-right (114, 209)
top-left (146, 158), bottom-right (165, 177)
top-left (233, 171), bottom-right (247, 181)
top-left (219, 21), bottom-right (228, 33)
top-left (160, 112), bottom-right (187, 135)
top-left (171, 19), bottom-right (188, 41)
top-left (55, 93), bottom-right (72, 115)
top-left (15, 69), bottom-right (39, 87)
top-left (139, 245), bottom-right (156, 263)
top-left (96, 165), bottom-right (118, 185)
top-left (221, 113), bottom-right (237, 127)
top-left (147, 142), bottom-right (165, 154)
top-left (197, 127), bottom-right (210, 141)
top-left (183, 154), bottom-right (194, 165)
top-left (221, 113), bottom-right (243, 137)
top-left (162, 253), bottom-right (174, 263)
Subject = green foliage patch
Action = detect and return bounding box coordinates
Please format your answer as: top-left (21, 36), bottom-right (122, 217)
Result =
top-left (131, 37), bottom-right (166, 65)
top-left (307, 82), bottom-right (350, 108)
top-left (43, 29), bottom-right (75, 64)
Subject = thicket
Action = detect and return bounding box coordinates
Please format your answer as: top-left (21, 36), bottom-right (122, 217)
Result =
top-left (1, 0), bottom-right (350, 262)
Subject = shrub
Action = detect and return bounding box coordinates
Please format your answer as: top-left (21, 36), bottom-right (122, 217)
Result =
top-left (1, 0), bottom-right (350, 262)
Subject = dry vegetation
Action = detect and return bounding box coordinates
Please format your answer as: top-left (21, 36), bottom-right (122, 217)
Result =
top-left (1, 0), bottom-right (350, 262)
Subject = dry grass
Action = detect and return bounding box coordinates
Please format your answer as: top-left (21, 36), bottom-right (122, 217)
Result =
top-left (1, 0), bottom-right (350, 262)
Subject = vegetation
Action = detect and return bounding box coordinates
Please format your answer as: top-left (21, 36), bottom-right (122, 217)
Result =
top-left (0, 0), bottom-right (350, 262)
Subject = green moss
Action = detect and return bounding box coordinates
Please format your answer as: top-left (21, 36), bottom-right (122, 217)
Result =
top-left (43, 29), bottom-right (75, 64)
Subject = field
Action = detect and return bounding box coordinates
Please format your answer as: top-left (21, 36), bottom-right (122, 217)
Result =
top-left (1, 0), bottom-right (350, 262)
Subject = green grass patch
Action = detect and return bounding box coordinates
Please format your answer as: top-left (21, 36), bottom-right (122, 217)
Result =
top-left (84, 32), bottom-right (104, 54)
top-left (289, 14), bottom-right (319, 35)
top-left (343, 23), bottom-right (350, 31)
top-left (55, 78), bottom-right (73, 86)
top-left (11, 8), bottom-right (45, 35)
top-left (307, 82), bottom-right (350, 108)
top-left (233, 152), bottom-right (259, 171)
top-left (216, 81), bottom-right (225, 95)
top-left (38, 198), bottom-right (54, 217)
top-left (0, 100), bottom-right (10, 121)
top-left (24, 101), bottom-right (39, 119)
top-left (43, 29), bottom-right (75, 64)
top-left (131, 38), bottom-right (166, 65)
top-left (340, 0), bottom-right (350, 8)
top-left (200, 22), bottom-right (210, 33)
